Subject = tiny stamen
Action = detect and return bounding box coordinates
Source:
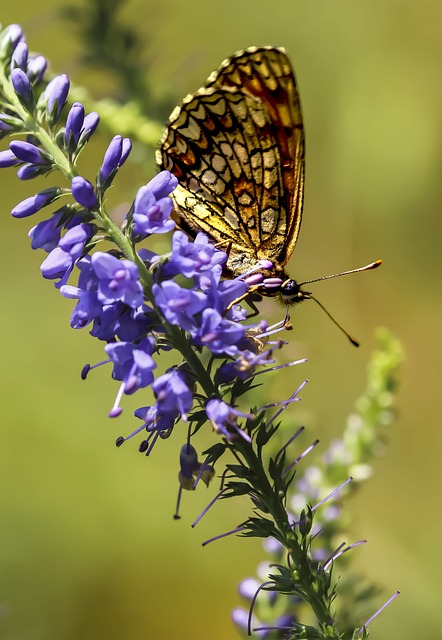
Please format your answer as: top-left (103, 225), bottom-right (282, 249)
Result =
top-left (358, 591), bottom-right (400, 633)
top-left (323, 539), bottom-right (367, 571)
top-left (191, 488), bottom-right (228, 528)
top-left (312, 477), bottom-right (353, 511)
top-left (282, 439), bottom-right (320, 477)
top-left (202, 524), bottom-right (247, 547)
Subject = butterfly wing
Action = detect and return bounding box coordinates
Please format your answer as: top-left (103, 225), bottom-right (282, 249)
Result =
top-left (156, 46), bottom-right (304, 275)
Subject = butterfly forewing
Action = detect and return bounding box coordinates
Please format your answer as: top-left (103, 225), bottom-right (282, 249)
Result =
top-left (157, 46), bottom-right (305, 277)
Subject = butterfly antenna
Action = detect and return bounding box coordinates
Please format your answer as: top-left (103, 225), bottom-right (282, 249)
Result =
top-left (300, 259), bottom-right (382, 286)
top-left (306, 294), bottom-right (360, 347)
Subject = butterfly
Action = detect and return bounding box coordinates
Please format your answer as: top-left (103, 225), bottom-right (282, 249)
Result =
top-left (156, 47), bottom-right (380, 328)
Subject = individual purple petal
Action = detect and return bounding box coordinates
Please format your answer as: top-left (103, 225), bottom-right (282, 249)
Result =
top-left (41, 223), bottom-right (94, 286)
top-left (0, 149), bottom-right (20, 168)
top-left (61, 284), bottom-right (102, 329)
top-left (44, 74), bottom-right (70, 124)
top-left (26, 55), bottom-right (47, 83)
top-left (71, 176), bottom-right (98, 209)
top-left (11, 68), bottom-right (32, 104)
top-left (11, 187), bottom-right (61, 218)
top-left (9, 140), bottom-right (48, 165)
top-left (65, 102), bottom-right (84, 151)
top-left (147, 170), bottom-right (178, 199)
top-left (120, 138), bottom-right (132, 166)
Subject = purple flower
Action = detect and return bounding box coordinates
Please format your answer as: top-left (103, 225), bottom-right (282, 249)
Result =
top-left (105, 338), bottom-right (157, 394)
top-left (132, 186), bottom-right (175, 238)
top-left (40, 223), bottom-right (95, 286)
top-left (28, 211), bottom-right (65, 251)
top-left (0, 149), bottom-right (20, 167)
top-left (193, 308), bottom-right (245, 355)
top-left (134, 404), bottom-right (178, 435)
top-left (11, 68), bottom-right (32, 106)
top-left (98, 135), bottom-right (132, 189)
top-left (17, 163), bottom-right (48, 180)
top-left (44, 74), bottom-right (70, 124)
top-left (148, 171), bottom-right (178, 199)
top-left (205, 399), bottom-right (252, 442)
top-left (77, 112), bottom-right (100, 147)
top-left (91, 252), bottom-right (143, 308)
top-left (65, 102), bottom-right (84, 152)
top-left (26, 55), bottom-right (47, 83)
top-left (0, 24), bottom-right (23, 59)
top-left (152, 369), bottom-right (194, 420)
top-left (61, 284), bottom-right (102, 329)
top-left (164, 231), bottom-right (227, 279)
top-left (11, 187), bottom-right (62, 218)
top-left (71, 176), bottom-right (98, 210)
top-left (9, 140), bottom-right (49, 165)
top-left (178, 443), bottom-right (214, 489)
top-left (152, 280), bottom-right (206, 331)
top-left (10, 41), bottom-right (28, 70)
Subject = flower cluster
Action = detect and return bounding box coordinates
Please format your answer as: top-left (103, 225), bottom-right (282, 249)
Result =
top-left (0, 23), bottom-right (400, 640)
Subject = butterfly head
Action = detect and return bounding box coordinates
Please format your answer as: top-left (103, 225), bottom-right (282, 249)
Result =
top-left (276, 278), bottom-right (311, 306)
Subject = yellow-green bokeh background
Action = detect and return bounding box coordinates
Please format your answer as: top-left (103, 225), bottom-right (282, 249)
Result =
top-left (1, 1), bottom-right (441, 638)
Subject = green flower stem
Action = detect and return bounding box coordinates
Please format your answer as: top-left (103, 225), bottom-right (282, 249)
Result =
top-left (236, 439), bottom-right (341, 638)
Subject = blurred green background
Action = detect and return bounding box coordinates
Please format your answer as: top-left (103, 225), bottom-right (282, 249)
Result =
top-left (1, 1), bottom-right (441, 638)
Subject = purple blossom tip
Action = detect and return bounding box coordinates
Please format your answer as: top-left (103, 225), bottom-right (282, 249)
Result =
top-left (98, 134), bottom-right (123, 186)
top-left (44, 74), bottom-right (70, 124)
top-left (11, 67), bottom-right (32, 104)
top-left (65, 102), bottom-right (85, 151)
top-left (9, 140), bottom-right (48, 165)
top-left (0, 149), bottom-right (20, 168)
top-left (148, 170), bottom-right (178, 199)
top-left (71, 176), bottom-right (98, 210)
top-left (26, 55), bottom-right (47, 83)
top-left (0, 24), bottom-right (23, 59)
top-left (109, 407), bottom-right (123, 418)
top-left (11, 41), bottom-right (28, 70)
top-left (11, 187), bottom-right (61, 218)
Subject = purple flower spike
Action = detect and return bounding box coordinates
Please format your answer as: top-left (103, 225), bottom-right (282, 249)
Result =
top-left (0, 149), bottom-right (20, 168)
top-left (71, 176), bottom-right (98, 210)
top-left (10, 140), bottom-right (48, 165)
top-left (65, 102), bottom-right (84, 152)
top-left (11, 41), bottom-right (28, 70)
top-left (26, 55), bottom-right (47, 83)
top-left (44, 74), bottom-right (70, 125)
top-left (148, 170), bottom-right (178, 199)
top-left (11, 68), bottom-right (32, 106)
top-left (11, 187), bottom-right (62, 218)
